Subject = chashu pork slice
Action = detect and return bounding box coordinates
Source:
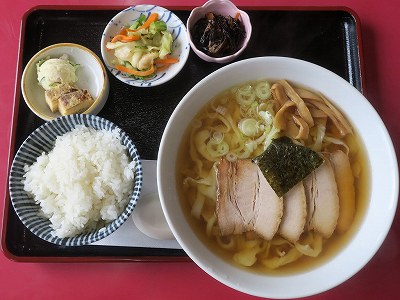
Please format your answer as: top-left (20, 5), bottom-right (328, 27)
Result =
top-left (253, 167), bottom-right (283, 240)
top-left (216, 158), bottom-right (246, 235)
top-left (234, 159), bottom-right (260, 230)
top-left (216, 158), bottom-right (283, 240)
top-left (329, 150), bottom-right (356, 233)
top-left (304, 156), bottom-right (339, 238)
top-left (278, 182), bottom-right (307, 243)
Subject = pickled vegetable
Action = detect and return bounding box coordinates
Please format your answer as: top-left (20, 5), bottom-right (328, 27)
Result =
top-left (191, 12), bottom-right (245, 57)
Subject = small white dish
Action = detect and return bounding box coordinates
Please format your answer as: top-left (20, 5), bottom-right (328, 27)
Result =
top-left (132, 192), bottom-right (174, 240)
top-left (101, 5), bottom-right (190, 87)
top-left (21, 43), bottom-right (109, 121)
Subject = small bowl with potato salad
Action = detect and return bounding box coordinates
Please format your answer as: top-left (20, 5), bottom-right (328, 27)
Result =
top-left (101, 5), bottom-right (190, 87)
top-left (21, 43), bottom-right (109, 121)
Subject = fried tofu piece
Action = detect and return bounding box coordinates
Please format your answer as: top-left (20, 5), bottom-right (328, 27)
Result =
top-left (58, 89), bottom-right (94, 116)
top-left (45, 83), bottom-right (76, 112)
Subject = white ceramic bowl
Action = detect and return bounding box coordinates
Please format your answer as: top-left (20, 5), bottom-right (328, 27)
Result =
top-left (21, 43), bottom-right (109, 121)
top-left (157, 57), bottom-right (399, 298)
top-left (9, 114), bottom-right (143, 246)
top-left (101, 5), bottom-right (190, 87)
top-left (187, 0), bottom-right (252, 63)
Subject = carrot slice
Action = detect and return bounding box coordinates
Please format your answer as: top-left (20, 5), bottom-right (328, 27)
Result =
top-left (235, 12), bottom-right (240, 20)
top-left (155, 57), bottom-right (179, 65)
top-left (156, 64), bottom-right (169, 71)
top-left (111, 34), bottom-right (141, 43)
top-left (116, 64), bottom-right (155, 77)
top-left (126, 13), bottom-right (158, 32)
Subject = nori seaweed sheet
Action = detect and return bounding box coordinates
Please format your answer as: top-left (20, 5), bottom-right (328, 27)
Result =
top-left (253, 137), bottom-right (323, 197)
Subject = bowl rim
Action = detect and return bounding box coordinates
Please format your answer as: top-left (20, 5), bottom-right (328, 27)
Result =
top-left (186, 0), bottom-right (252, 63)
top-left (100, 4), bottom-right (190, 87)
top-left (8, 114), bottom-right (143, 246)
top-left (21, 42), bottom-right (109, 121)
top-left (157, 56), bottom-right (399, 298)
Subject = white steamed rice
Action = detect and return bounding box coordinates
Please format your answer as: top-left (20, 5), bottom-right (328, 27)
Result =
top-left (23, 125), bottom-right (136, 238)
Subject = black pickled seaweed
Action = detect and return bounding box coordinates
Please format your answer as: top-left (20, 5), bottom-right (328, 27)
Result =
top-left (191, 12), bottom-right (246, 57)
top-left (253, 137), bottom-right (324, 197)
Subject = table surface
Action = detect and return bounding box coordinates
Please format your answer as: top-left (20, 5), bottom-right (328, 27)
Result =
top-left (1, 0), bottom-right (399, 299)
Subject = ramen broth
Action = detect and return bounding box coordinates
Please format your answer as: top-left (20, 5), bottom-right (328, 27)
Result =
top-left (177, 80), bottom-right (370, 274)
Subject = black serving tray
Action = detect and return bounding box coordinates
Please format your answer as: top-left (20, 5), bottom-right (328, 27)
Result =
top-left (2, 6), bottom-right (363, 262)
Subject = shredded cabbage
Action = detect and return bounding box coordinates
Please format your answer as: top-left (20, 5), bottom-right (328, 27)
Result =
top-left (159, 31), bottom-right (173, 59)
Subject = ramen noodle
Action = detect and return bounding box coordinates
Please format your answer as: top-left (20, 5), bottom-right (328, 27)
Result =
top-left (177, 79), bottom-right (369, 274)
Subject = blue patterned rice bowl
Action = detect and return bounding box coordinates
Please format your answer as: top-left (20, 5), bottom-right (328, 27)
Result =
top-left (8, 114), bottom-right (143, 246)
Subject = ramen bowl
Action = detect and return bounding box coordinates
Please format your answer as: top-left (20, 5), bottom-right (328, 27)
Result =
top-left (21, 43), bottom-right (109, 121)
top-left (157, 57), bottom-right (398, 298)
top-left (101, 5), bottom-right (190, 87)
top-left (9, 114), bottom-right (143, 246)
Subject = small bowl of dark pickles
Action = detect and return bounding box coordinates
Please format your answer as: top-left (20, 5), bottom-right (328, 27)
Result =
top-left (187, 0), bottom-right (252, 63)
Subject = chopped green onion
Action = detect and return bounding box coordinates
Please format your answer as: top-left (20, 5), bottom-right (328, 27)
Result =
top-left (238, 118), bottom-right (259, 137)
top-left (259, 111), bottom-right (273, 125)
top-left (245, 140), bottom-right (258, 152)
top-left (226, 152), bottom-right (237, 162)
top-left (206, 141), bottom-right (229, 157)
top-left (255, 81), bottom-right (271, 100)
top-left (236, 85), bottom-right (256, 106)
top-left (210, 131), bottom-right (224, 144)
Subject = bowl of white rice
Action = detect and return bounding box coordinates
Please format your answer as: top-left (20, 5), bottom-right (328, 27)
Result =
top-left (8, 114), bottom-right (143, 246)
